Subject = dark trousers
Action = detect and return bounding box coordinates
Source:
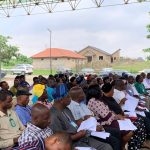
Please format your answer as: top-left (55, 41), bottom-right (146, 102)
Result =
top-left (104, 127), bottom-right (122, 150)
top-left (140, 111), bottom-right (150, 138)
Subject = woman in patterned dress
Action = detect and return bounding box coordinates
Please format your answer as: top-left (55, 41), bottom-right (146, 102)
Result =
top-left (87, 84), bottom-right (147, 150)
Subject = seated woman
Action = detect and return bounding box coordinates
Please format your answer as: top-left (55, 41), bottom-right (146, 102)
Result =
top-left (32, 84), bottom-right (53, 109)
top-left (102, 83), bottom-right (150, 148)
top-left (134, 75), bottom-right (149, 96)
top-left (87, 84), bottom-right (147, 150)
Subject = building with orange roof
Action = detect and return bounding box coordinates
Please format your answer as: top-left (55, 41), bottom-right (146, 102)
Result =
top-left (31, 48), bottom-right (85, 70)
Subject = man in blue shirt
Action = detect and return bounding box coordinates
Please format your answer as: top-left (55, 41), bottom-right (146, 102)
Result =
top-left (15, 90), bottom-right (32, 126)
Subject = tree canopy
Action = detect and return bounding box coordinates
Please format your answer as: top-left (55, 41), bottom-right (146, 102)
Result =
top-left (0, 35), bottom-right (32, 66)
top-left (143, 12), bottom-right (150, 59)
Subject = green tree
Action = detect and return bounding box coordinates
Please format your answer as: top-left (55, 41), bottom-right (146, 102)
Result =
top-left (143, 13), bottom-right (150, 59)
top-left (16, 54), bottom-right (33, 64)
top-left (0, 35), bottom-right (19, 64)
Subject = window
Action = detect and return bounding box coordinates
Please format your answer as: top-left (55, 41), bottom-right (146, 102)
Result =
top-left (87, 56), bottom-right (92, 62)
top-left (99, 56), bottom-right (103, 60)
top-left (114, 57), bottom-right (116, 60)
top-left (41, 58), bottom-right (44, 60)
top-left (53, 58), bottom-right (57, 60)
top-left (68, 58), bottom-right (70, 60)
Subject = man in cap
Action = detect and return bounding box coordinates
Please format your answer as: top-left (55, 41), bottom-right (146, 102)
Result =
top-left (15, 90), bottom-right (32, 126)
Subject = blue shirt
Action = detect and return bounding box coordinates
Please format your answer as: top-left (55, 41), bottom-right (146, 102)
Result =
top-left (15, 105), bottom-right (31, 126)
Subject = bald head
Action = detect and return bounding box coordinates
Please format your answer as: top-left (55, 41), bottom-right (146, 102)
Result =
top-left (32, 103), bottom-right (49, 116)
top-left (69, 86), bottom-right (85, 102)
top-left (45, 132), bottom-right (72, 150)
top-left (31, 103), bottom-right (50, 129)
top-left (114, 79), bottom-right (125, 91)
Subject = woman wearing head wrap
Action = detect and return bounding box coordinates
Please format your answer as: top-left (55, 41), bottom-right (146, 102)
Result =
top-left (32, 84), bottom-right (53, 109)
top-left (32, 84), bottom-right (45, 104)
top-left (53, 83), bottom-right (68, 101)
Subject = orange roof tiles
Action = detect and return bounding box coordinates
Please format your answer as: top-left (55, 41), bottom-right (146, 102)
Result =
top-left (32, 48), bottom-right (85, 59)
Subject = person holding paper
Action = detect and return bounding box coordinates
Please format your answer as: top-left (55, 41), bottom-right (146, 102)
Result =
top-left (87, 84), bottom-right (150, 150)
top-left (101, 82), bottom-right (150, 149)
top-left (50, 85), bottom-right (113, 150)
top-left (126, 76), bottom-right (141, 99)
top-left (68, 87), bottom-right (93, 125)
top-left (87, 84), bottom-right (134, 149)
top-left (112, 79), bottom-right (150, 138)
top-left (68, 86), bottom-right (121, 150)
top-left (113, 80), bottom-right (127, 107)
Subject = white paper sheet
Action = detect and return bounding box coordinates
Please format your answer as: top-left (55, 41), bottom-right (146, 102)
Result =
top-left (122, 94), bottom-right (139, 112)
top-left (77, 117), bottom-right (97, 132)
top-left (91, 131), bottom-right (110, 139)
top-left (75, 147), bottom-right (96, 150)
top-left (118, 119), bottom-right (137, 131)
top-left (124, 111), bottom-right (137, 117)
top-left (140, 95), bottom-right (145, 99)
top-left (136, 111), bottom-right (146, 117)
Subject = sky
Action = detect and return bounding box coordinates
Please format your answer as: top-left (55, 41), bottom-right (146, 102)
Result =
top-left (0, 0), bottom-right (149, 58)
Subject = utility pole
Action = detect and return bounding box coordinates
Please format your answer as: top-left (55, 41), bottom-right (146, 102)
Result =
top-left (47, 28), bottom-right (52, 74)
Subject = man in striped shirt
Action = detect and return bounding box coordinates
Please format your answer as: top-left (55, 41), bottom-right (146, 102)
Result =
top-left (18, 103), bottom-right (53, 146)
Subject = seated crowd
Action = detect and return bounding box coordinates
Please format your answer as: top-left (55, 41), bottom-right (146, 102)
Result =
top-left (0, 72), bottom-right (150, 150)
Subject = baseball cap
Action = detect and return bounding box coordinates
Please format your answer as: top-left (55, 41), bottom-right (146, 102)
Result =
top-left (16, 90), bottom-right (32, 97)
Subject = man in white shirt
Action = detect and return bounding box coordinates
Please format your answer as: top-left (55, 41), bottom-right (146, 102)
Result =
top-left (143, 73), bottom-right (150, 90)
top-left (68, 87), bottom-right (93, 124)
top-left (126, 76), bottom-right (140, 97)
top-left (113, 80), bottom-right (127, 106)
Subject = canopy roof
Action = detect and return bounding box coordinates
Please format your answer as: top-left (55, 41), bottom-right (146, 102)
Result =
top-left (0, 0), bottom-right (148, 18)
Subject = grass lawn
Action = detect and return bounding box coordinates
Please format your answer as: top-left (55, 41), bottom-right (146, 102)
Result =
top-left (112, 61), bottom-right (150, 73)
top-left (33, 69), bottom-right (56, 75)
top-left (3, 60), bottom-right (150, 75)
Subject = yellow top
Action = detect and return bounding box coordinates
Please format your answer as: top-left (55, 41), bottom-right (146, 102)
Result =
top-left (0, 109), bottom-right (25, 148)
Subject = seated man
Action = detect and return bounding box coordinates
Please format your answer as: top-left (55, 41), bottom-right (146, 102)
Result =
top-left (50, 86), bottom-right (113, 150)
top-left (0, 81), bottom-right (14, 96)
top-left (126, 76), bottom-right (140, 98)
top-left (12, 138), bottom-right (45, 150)
top-left (15, 90), bottom-right (32, 126)
top-left (19, 75), bottom-right (30, 89)
top-left (0, 91), bottom-right (24, 149)
top-left (18, 103), bottom-right (53, 146)
top-left (10, 78), bottom-right (20, 96)
top-left (68, 86), bottom-right (121, 150)
top-left (143, 73), bottom-right (150, 90)
top-left (113, 79), bottom-right (127, 106)
top-left (68, 86), bottom-right (93, 124)
top-left (45, 132), bottom-right (72, 150)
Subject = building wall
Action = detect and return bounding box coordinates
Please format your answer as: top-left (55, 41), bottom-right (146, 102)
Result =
top-left (78, 47), bottom-right (111, 64)
top-left (32, 57), bottom-right (84, 70)
top-left (111, 50), bottom-right (120, 62)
